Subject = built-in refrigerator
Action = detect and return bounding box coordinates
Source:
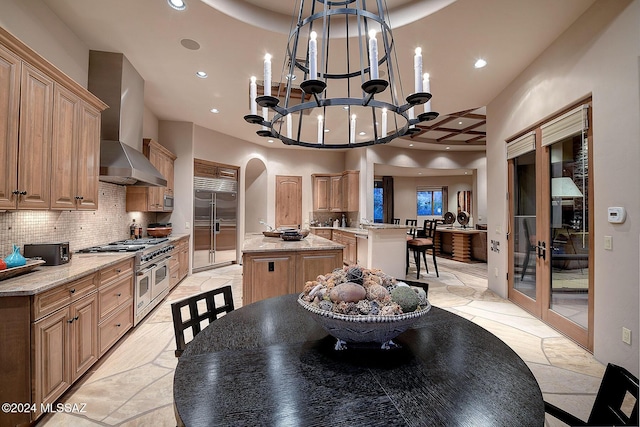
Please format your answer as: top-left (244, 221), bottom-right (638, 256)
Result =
top-left (193, 177), bottom-right (237, 271)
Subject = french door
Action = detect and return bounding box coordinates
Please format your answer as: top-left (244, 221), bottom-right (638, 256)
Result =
top-left (507, 101), bottom-right (593, 350)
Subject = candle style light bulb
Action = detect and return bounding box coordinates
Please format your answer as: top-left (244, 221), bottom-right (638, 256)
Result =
top-left (264, 53), bottom-right (272, 96)
top-left (309, 31), bottom-right (318, 80)
top-left (368, 29), bottom-right (378, 80)
top-left (423, 73), bottom-right (431, 113)
top-left (381, 108), bottom-right (388, 137)
top-left (350, 114), bottom-right (357, 144)
top-left (414, 47), bottom-right (423, 93)
top-left (249, 76), bottom-right (257, 116)
top-left (317, 115), bottom-right (323, 144)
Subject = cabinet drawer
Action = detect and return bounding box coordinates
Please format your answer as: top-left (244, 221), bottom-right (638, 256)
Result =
top-left (98, 274), bottom-right (133, 321)
top-left (100, 258), bottom-right (134, 287)
top-left (33, 273), bottom-right (97, 321)
top-left (98, 302), bottom-right (133, 357)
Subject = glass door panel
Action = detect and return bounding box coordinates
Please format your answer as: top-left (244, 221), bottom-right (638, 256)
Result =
top-left (511, 150), bottom-right (538, 301)
top-left (548, 136), bottom-right (590, 330)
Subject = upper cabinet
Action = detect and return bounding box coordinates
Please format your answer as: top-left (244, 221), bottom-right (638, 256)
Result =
top-left (0, 28), bottom-right (107, 211)
top-left (126, 139), bottom-right (176, 212)
top-left (312, 170), bottom-right (359, 213)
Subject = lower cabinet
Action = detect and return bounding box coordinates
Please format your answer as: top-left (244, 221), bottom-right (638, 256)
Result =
top-left (0, 259), bottom-right (134, 425)
top-left (169, 236), bottom-right (190, 289)
top-left (311, 228), bottom-right (332, 240)
top-left (32, 291), bottom-right (98, 413)
top-left (242, 249), bottom-right (342, 305)
top-left (332, 230), bottom-right (357, 265)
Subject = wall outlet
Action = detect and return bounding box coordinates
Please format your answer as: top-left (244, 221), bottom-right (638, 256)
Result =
top-left (622, 327), bottom-right (631, 345)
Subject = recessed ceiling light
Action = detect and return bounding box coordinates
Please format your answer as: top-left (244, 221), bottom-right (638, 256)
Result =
top-left (464, 171), bottom-right (468, 174)
top-left (210, 108), bottom-right (219, 113)
top-left (285, 74), bottom-right (297, 81)
top-left (458, 121), bottom-right (463, 125)
top-left (359, 131), bottom-right (366, 136)
top-left (418, 172), bottom-right (422, 175)
top-left (446, 146), bottom-right (451, 150)
top-left (196, 71), bottom-right (208, 78)
top-left (268, 139), bottom-right (274, 143)
top-left (324, 129), bottom-right (330, 133)
top-left (409, 143), bottom-right (414, 147)
top-left (168, 0), bottom-right (186, 11)
top-left (343, 106), bottom-right (349, 110)
top-left (474, 58), bottom-right (487, 69)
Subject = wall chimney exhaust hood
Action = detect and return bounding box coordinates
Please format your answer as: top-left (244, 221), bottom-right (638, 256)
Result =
top-left (88, 51), bottom-right (167, 187)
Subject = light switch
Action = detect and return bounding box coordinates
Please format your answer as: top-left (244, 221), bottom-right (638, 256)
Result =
top-left (604, 235), bottom-right (612, 250)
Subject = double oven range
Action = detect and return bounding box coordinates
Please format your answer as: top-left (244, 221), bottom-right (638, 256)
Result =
top-left (78, 238), bottom-right (174, 325)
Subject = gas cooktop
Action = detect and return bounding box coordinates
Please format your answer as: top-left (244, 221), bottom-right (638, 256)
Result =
top-left (77, 238), bottom-right (169, 253)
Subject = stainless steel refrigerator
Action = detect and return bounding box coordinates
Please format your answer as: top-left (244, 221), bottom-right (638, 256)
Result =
top-left (193, 177), bottom-right (237, 271)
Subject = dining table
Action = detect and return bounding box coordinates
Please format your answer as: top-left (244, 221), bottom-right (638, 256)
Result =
top-left (173, 293), bottom-right (545, 426)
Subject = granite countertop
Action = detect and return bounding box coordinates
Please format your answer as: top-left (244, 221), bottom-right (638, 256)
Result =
top-left (310, 224), bottom-right (409, 235)
top-left (0, 253), bottom-right (135, 297)
top-left (242, 233), bottom-right (344, 253)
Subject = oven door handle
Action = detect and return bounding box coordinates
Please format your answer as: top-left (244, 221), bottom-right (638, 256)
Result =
top-left (137, 264), bottom-right (157, 275)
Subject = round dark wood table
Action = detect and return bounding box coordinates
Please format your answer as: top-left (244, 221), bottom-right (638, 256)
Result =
top-left (173, 294), bottom-right (544, 426)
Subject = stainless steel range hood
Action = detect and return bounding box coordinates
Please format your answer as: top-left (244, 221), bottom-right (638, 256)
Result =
top-left (89, 51), bottom-right (166, 187)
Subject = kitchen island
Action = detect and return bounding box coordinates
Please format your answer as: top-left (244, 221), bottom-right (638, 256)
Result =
top-left (242, 233), bottom-right (344, 305)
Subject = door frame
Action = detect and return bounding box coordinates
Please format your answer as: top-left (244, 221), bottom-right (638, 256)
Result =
top-left (507, 98), bottom-right (594, 351)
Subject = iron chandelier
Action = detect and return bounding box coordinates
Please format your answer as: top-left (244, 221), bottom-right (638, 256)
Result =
top-left (244, 0), bottom-right (439, 149)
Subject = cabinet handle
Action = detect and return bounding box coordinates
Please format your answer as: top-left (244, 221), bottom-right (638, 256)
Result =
top-left (74, 315), bottom-right (79, 321)
top-left (69, 288), bottom-right (76, 294)
top-left (116, 292), bottom-right (122, 297)
top-left (12, 190), bottom-right (19, 195)
top-left (67, 318), bottom-right (74, 324)
top-left (19, 191), bottom-right (27, 196)
top-left (116, 269), bottom-right (121, 273)
top-left (116, 323), bottom-right (121, 327)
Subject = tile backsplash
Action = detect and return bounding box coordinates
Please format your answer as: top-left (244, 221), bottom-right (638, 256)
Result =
top-left (0, 182), bottom-right (157, 257)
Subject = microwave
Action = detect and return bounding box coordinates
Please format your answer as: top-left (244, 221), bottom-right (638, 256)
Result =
top-left (24, 242), bottom-right (70, 266)
top-left (164, 194), bottom-right (174, 211)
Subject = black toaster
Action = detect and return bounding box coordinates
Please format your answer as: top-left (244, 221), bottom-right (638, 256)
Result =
top-left (23, 242), bottom-right (71, 266)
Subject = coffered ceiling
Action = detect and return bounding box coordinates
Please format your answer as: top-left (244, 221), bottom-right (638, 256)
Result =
top-left (41, 0), bottom-right (595, 152)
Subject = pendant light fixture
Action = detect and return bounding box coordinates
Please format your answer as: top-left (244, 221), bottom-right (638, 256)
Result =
top-left (244, 0), bottom-right (439, 149)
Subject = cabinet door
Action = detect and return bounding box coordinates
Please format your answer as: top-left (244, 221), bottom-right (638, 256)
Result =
top-left (50, 85), bottom-right (80, 209)
top-left (0, 45), bottom-right (20, 209)
top-left (343, 171), bottom-right (359, 212)
top-left (243, 254), bottom-right (295, 304)
top-left (76, 102), bottom-right (101, 209)
top-left (18, 63), bottom-right (53, 209)
top-left (69, 294), bottom-right (98, 382)
top-left (147, 148), bottom-right (164, 211)
top-left (179, 239), bottom-right (189, 280)
top-left (295, 251), bottom-right (343, 293)
top-left (33, 308), bottom-right (70, 409)
top-left (330, 175), bottom-right (343, 212)
top-left (313, 175), bottom-right (330, 211)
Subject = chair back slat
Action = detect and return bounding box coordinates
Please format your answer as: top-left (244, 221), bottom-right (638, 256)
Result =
top-left (171, 286), bottom-right (235, 357)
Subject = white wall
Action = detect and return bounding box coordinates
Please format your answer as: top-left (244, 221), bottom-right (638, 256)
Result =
top-left (486, 0), bottom-right (639, 373)
top-left (0, 0), bottom-right (89, 86)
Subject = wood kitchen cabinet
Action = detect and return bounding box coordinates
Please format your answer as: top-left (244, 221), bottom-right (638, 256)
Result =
top-left (312, 170), bottom-right (359, 213)
top-left (332, 230), bottom-right (357, 265)
top-left (32, 274), bottom-right (99, 412)
top-left (50, 85), bottom-right (102, 210)
top-left (243, 249), bottom-right (343, 305)
top-left (311, 228), bottom-right (332, 240)
top-left (126, 139), bottom-right (176, 212)
top-left (169, 236), bottom-right (190, 289)
top-left (0, 28), bottom-right (107, 211)
top-left (97, 259), bottom-right (134, 357)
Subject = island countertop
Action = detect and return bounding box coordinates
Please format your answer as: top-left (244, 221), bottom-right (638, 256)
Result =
top-left (242, 233), bottom-right (344, 253)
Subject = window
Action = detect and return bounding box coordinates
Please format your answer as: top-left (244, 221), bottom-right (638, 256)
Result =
top-left (417, 188), bottom-right (444, 216)
top-left (373, 180), bottom-right (383, 223)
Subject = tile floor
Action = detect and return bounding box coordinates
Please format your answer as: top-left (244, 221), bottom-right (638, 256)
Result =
top-left (37, 258), bottom-right (604, 426)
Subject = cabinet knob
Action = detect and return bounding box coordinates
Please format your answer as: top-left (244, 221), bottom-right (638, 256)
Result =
top-left (69, 288), bottom-right (76, 294)
top-left (116, 323), bottom-right (121, 327)
top-left (116, 292), bottom-right (122, 297)
top-left (67, 318), bottom-right (74, 324)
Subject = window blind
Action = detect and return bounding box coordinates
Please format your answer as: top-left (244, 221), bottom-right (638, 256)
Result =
top-left (541, 104), bottom-right (588, 147)
top-left (506, 131), bottom-right (535, 159)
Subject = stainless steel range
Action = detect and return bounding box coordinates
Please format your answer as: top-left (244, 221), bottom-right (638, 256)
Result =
top-left (78, 238), bottom-right (174, 325)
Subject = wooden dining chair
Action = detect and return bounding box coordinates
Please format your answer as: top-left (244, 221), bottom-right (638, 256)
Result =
top-left (406, 219), bottom-right (439, 278)
top-left (171, 286), bottom-right (235, 357)
top-left (393, 218), bottom-right (400, 224)
top-left (545, 363), bottom-right (638, 426)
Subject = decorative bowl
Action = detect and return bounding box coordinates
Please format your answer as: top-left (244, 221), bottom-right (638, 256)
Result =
top-left (262, 230), bottom-right (283, 237)
top-left (298, 294), bottom-right (431, 349)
